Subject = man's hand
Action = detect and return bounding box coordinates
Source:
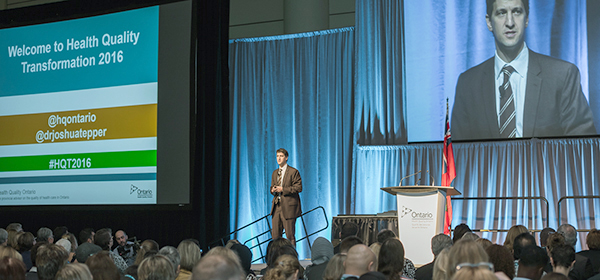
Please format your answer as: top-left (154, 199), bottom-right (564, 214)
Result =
top-left (272, 186), bottom-right (283, 192)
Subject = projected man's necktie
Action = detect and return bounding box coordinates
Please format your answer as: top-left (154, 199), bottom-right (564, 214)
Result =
top-left (499, 65), bottom-right (517, 138)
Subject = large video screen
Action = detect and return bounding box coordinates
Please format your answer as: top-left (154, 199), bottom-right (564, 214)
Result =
top-left (0, 1), bottom-right (192, 205)
top-left (405, 1), bottom-right (600, 142)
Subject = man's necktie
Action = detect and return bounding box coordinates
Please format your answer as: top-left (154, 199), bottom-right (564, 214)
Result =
top-left (277, 168), bottom-right (283, 202)
top-left (499, 65), bottom-right (517, 138)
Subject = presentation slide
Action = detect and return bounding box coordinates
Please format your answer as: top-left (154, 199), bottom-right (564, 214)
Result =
top-left (0, 6), bottom-right (161, 205)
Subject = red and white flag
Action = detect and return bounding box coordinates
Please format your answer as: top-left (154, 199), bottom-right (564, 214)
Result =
top-left (442, 100), bottom-right (456, 235)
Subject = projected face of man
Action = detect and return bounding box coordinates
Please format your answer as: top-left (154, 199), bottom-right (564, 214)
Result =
top-left (276, 152), bottom-right (288, 167)
top-left (486, 0), bottom-right (529, 62)
top-left (115, 230), bottom-right (128, 247)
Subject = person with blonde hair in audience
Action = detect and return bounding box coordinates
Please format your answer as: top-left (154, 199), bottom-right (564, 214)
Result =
top-left (323, 253), bottom-right (347, 280)
top-left (451, 265), bottom-right (497, 280)
top-left (7, 230), bottom-right (19, 249)
top-left (432, 248), bottom-right (450, 280)
top-left (504, 225), bottom-right (528, 254)
top-left (139, 254), bottom-right (177, 280)
top-left (0, 246), bottom-right (23, 262)
top-left (177, 239), bottom-right (202, 280)
top-left (192, 254), bottom-right (245, 280)
top-left (263, 254), bottom-right (301, 280)
top-left (86, 251), bottom-right (121, 280)
top-left (55, 263), bottom-right (93, 280)
top-left (0, 256), bottom-right (26, 280)
top-left (476, 238), bottom-right (493, 250)
top-left (205, 246), bottom-right (242, 267)
top-left (135, 239), bottom-right (160, 265)
top-left (445, 239), bottom-right (489, 280)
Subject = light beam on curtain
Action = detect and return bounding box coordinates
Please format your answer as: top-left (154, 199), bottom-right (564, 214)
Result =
top-left (229, 28), bottom-right (355, 260)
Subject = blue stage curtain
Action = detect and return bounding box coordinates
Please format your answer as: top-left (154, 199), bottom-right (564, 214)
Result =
top-left (228, 28), bottom-right (355, 259)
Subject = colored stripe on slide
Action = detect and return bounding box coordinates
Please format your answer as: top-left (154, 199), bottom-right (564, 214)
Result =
top-left (0, 150), bottom-right (156, 172)
top-left (0, 104), bottom-right (157, 146)
top-left (0, 173), bottom-right (156, 184)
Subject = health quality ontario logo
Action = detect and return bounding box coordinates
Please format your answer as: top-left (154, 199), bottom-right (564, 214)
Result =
top-left (130, 184), bottom-right (153, 198)
top-left (401, 206), bottom-right (434, 220)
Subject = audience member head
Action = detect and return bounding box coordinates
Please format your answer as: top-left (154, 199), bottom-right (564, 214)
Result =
top-left (346, 244), bottom-right (376, 277)
top-left (265, 238), bottom-right (292, 266)
top-left (556, 224), bottom-right (577, 248)
top-left (178, 239), bottom-right (202, 272)
top-left (0, 229), bottom-right (8, 246)
top-left (125, 265), bottom-right (139, 280)
top-left (78, 228), bottom-right (95, 244)
top-left (476, 238), bottom-right (493, 250)
top-left (266, 244), bottom-right (297, 270)
top-left (86, 251), bottom-right (120, 280)
top-left (93, 228), bottom-right (113, 251)
top-left (368, 243), bottom-right (381, 266)
top-left (139, 254), bottom-right (177, 280)
top-left (263, 254), bottom-right (301, 280)
top-left (358, 271), bottom-right (386, 280)
top-left (340, 222), bottom-right (359, 240)
top-left (37, 227), bottom-right (54, 244)
top-left (485, 244), bottom-right (515, 279)
top-left (513, 232), bottom-right (536, 260)
top-left (75, 242), bottom-right (102, 263)
top-left (55, 263), bottom-right (93, 280)
top-left (53, 227), bottom-right (69, 241)
top-left (225, 239), bottom-right (241, 249)
top-left (549, 245), bottom-right (575, 275)
top-left (540, 227), bottom-right (556, 247)
top-left (323, 253), bottom-right (346, 280)
top-left (56, 239), bottom-right (72, 254)
top-left (451, 265), bottom-right (497, 280)
top-left (446, 239), bottom-right (489, 279)
top-left (376, 229), bottom-right (396, 244)
top-left (114, 230), bottom-right (129, 247)
top-left (158, 246), bottom-right (181, 275)
top-left (7, 230), bottom-right (19, 249)
top-left (339, 236), bottom-right (363, 254)
top-left (586, 229), bottom-right (600, 250)
top-left (432, 248), bottom-right (450, 280)
top-left (30, 241), bottom-right (47, 267)
top-left (546, 232), bottom-right (566, 254)
top-left (135, 239), bottom-right (160, 265)
top-left (0, 246), bottom-right (23, 262)
top-left (432, 234), bottom-right (452, 257)
top-left (504, 225), bottom-right (528, 253)
top-left (540, 272), bottom-right (569, 280)
top-left (0, 256), bottom-right (26, 280)
top-left (310, 237), bottom-right (333, 265)
top-left (16, 232), bottom-right (35, 252)
top-left (516, 245), bottom-right (548, 280)
top-left (6, 223), bottom-right (23, 233)
top-left (461, 232), bottom-right (480, 241)
top-left (205, 246), bottom-right (242, 268)
top-left (230, 243), bottom-right (253, 276)
top-left (377, 239), bottom-right (404, 280)
top-left (191, 254), bottom-right (245, 280)
top-left (36, 243), bottom-right (69, 280)
top-left (452, 224), bottom-right (472, 244)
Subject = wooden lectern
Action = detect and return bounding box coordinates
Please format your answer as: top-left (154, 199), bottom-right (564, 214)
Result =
top-left (381, 186), bottom-right (460, 266)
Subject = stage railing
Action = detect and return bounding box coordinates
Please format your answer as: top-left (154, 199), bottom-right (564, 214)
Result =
top-left (452, 196), bottom-right (550, 230)
top-left (557, 195), bottom-right (600, 228)
top-left (209, 206), bottom-right (328, 263)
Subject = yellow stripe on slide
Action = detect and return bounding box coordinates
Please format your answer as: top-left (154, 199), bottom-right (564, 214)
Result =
top-left (0, 104), bottom-right (157, 146)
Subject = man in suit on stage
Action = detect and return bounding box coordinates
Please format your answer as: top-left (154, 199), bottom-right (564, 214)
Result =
top-left (451, 0), bottom-right (596, 141)
top-left (270, 148), bottom-right (302, 245)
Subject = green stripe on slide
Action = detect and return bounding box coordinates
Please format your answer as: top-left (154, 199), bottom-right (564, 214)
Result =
top-left (0, 150), bottom-right (156, 172)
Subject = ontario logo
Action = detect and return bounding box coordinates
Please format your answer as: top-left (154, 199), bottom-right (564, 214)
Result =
top-left (401, 205), bottom-right (433, 220)
top-left (130, 184), bottom-right (153, 198)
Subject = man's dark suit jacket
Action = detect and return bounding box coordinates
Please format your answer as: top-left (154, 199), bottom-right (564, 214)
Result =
top-left (452, 50), bottom-right (596, 141)
top-left (270, 166), bottom-right (302, 219)
top-left (578, 249), bottom-right (600, 275)
top-left (415, 261), bottom-right (434, 280)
